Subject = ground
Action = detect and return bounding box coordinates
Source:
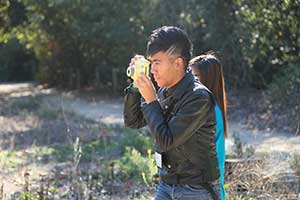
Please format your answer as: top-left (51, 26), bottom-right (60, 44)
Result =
top-left (0, 83), bottom-right (299, 199)
top-left (62, 86), bottom-right (300, 155)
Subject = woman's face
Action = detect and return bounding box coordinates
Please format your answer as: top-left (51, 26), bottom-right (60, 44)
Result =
top-left (190, 65), bottom-right (201, 81)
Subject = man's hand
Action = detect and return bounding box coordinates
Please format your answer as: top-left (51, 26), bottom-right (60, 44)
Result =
top-left (135, 75), bottom-right (157, 104)
top-left (128, 55), bottom-right (144, 88)
top-left (128, 55), bottom-right (156, 103)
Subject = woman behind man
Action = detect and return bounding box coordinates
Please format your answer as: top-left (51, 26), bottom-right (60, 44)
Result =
top-left (189, 52), bottom-right (227, 200)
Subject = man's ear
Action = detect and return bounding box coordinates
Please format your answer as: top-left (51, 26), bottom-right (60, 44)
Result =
top-left (174, 57), bottom-right (185, 70)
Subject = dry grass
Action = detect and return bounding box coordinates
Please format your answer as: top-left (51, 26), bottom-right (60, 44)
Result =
top-left (0, 83), bottom-right (299, 200)
top-left (226, 156), bottom-right (300, 200)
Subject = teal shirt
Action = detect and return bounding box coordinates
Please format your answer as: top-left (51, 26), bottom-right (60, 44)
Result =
top-left (215, 105), bottom-right (226, 200)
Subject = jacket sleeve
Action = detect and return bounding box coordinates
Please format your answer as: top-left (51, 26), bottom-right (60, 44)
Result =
top-left (142, 91), bottom-right (213, 152)
top-left (123, 88), bottom-right (147, 129)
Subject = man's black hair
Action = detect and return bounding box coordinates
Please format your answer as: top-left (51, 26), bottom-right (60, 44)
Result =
top-left (146, 26), bottom-right (192, 69)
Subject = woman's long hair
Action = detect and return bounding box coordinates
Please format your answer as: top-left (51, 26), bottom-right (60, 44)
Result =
top-left (189, 52), bottom-right (228, 137)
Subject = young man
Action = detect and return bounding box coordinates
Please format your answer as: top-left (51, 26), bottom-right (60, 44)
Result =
top-left (124, 26), bottom-right (220, 200)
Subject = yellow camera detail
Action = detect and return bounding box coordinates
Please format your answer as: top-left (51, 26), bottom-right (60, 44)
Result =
top-left (126, 57), bottom-right (150, 81)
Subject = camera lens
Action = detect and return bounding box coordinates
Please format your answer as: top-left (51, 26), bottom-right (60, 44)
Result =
top-left (127, 66), bottom-right (135, 77)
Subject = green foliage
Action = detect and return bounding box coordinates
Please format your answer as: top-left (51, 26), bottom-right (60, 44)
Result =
top-left (81, 139), bottom-right (110, 162)
top-left (1, 0), bottom-right (299, 94)
top-left (10, 96), bottom-right (41, 112)
top-left (0, 146), bottom-right (74, 170)
top-left (0, 150), bottom-right (25, 169)
top-left (37, 106), bottom-right (59, 120)
top-left (119, 128), bottom-right (154, 154)
top-left (79, 125), bottom-right (154, 162)
top-left (142, 149), bottom-right (157, 186)
top-left (0, 38), bottom-right (36, 82)
top-left (0, 0), bottom-right (152, 89)
top-left (233, 0), bottom-right (300, 88)
top-left (51, 145), bottom-right (73, 162)
top-left (22, 191), bottom-right (38, 200)
top-left (114, 147), bottom-right (157, 185)
top-left (188, 0), bottom-right (250, 87)
top-left (270, 64), bottom-right (300, 104)
top-left (30, 146), bottom-right (55, 160)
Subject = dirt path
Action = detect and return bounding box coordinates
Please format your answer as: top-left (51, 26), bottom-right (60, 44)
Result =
top-left (60, 87), bottom-right (300, 156)
top-left (1, 83), bottom-right (299, 156)
top-left (67, 98), bottom-right (300, 155)
top-left (63, 96), bottom-right (124, 124)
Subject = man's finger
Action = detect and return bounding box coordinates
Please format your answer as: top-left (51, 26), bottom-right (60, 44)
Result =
top-left (141, 75), bottom-right (152, 85)
top-left (137, 76), bottom-right (146, 86)
top-left (130, 55), bottom-right (145, 66)
top-left (135, 54), bottom-right (144, 59)
top-left (136, 76), bottom-right (146, 88)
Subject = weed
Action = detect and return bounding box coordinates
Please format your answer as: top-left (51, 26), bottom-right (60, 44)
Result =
top-left (232, 132), bottom-right (255, 158)
top-left (289, 153), bottom-right (300, 175)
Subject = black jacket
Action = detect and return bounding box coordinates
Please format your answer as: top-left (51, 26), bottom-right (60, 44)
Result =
top-left (123, 72), bottom-right (219, 184)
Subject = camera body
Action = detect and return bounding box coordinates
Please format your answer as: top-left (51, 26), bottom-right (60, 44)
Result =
top-left (126, 57), bottom-right (150, 81)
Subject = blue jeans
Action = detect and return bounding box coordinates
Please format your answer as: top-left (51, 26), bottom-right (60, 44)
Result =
top-left (154, 180), bottom-right (220, 200)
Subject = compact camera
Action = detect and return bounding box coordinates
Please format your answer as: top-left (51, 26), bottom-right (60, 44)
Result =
top-left (126, 57), bottom-right (150, 81)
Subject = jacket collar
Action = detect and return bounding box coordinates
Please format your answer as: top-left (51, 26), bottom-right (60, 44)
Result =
top-left (163, 70), bottom-right (195, 100)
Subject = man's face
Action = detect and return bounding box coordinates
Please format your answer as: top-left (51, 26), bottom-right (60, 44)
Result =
top-left (147, 51), bottom-right (180, 88)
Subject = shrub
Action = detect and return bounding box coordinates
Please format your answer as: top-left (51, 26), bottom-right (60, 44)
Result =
top-left (270, 64), bottom-right (300, 105)
top-left (0, 38), bottom-right (36, 82)
top-left (114, 147), bottom-right (157, 185)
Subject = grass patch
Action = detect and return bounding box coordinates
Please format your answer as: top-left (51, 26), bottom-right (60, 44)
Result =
top-left (81, 139), bottom-right (115, 162)
top-left (289, 153), bottom-right (300, 176)
top-left (0, 150), bottom-right (26, 170)
top-left (0, 92), bottom-right (158, 198)
top-left (113, 147), bottom-right (157, 185)
top-left (118, 127), bottom-right (154, 155)
top-left (37, 107), bottom-right (60, 120)
top-left (10, 96), bottom-right (41, 112)
top-left (71, 125), bottom-right (154, 162)
top-left (30, 145), bottom-right (73, 163)
top-left (0, 146), bottom-right (73, 170)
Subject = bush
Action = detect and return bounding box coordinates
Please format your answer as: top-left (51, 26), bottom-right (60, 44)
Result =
top-left (7, 0), bottom-right (150, 89)
top-left (119, 128), bottom-right (154, 155)
top-left (233, 0), bottom-right (300, 88)
top-left (1, 0), bottom-right (299, 92)
top-left (0, 38), bottom-right (36, 82)
top-left (114, 147), bottom-right (157, 185)
top-left (270, 64), bottom-right (300, 104)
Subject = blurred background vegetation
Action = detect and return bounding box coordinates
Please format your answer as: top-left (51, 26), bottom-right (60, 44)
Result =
top-left (0, 0), bottom-right (299, 98)
top-left (0, 1), bottom-right (299, 198)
